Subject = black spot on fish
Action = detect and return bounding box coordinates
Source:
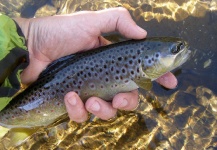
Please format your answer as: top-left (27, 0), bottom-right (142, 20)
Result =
top-left (90, 61), bottom-right (94, 66)
top-left (74, 90), bottom-right (79, 94)
top-left (137, 50), bottom-right (141, 54)
top-left (73, 80), bottom-right (77, 85)
top-left (118, 57), bottom-right (122, 61)
top-left (90, 83), bottom-right (95, 89)
top-left (129, 60), bottom-right (133, 65)
top-left (132, 55), bottom-right (136, 59)
top-left (137, 67), bottom-right (140, 73)
top-left (88, 72), bottom-right (91, 77)
top-left (105, 77), bottom-right (109, 82)
top-left (138, 59), bottom-right (141, 63)
top-left (120, 76), bottom-right (123, 80)
top-left (79, 81), bottom-right (83, 85)
top-left (122, 68), bottom-right (126, 74)
top-left (110, 66), bottom-right (114, 72)
top-left (145, 56), bottom-right (149, 59)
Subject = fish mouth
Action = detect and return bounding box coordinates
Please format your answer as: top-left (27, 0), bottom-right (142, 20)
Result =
top-left (170, 46), bottom-right (191, 73)
top-left (177, 46), bottom-right (191, 66)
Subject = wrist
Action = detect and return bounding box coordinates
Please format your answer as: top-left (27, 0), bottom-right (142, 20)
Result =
top-left (13, 18), bottom-right (31, 42)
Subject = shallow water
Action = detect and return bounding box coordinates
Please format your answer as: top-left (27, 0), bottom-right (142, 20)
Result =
top-left (0, 0), bottom-right (217, 149)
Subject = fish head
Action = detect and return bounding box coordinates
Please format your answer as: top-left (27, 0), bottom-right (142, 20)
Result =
top-left (141, 37), bottom-right (191, 80)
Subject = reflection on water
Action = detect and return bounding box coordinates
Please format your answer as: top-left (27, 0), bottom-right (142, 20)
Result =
top-left (1, 0), bottom-right (217, 21)
top-left (0, 0), bottom-right (217, 149)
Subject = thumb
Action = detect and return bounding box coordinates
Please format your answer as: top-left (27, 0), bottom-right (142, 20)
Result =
top-left (20, 56), bottom-right (50, 85)
top-left (95, 7), bottom-right (147, 39)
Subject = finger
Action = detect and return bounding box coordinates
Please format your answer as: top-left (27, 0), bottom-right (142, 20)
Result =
top-left (95, 7), bottom-right (147, 39)
top-left (85, 97), bottom-right (117, 120)
top-left (156, 72), bottom-right (178, 89)
top-left (64, 92), bottom-right (88, 123)
top-left (112, 90), bottom-right (139, 111)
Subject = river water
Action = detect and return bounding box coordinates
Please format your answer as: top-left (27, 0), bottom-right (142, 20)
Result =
top-left (0, 0), bottom-right (217, 149)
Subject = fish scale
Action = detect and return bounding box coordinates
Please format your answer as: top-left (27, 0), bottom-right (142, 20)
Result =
top-left (0, 37), bottom-right (191, 128)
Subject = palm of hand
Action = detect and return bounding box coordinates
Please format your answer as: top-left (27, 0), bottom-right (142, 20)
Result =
top-left (21, 12), bottom-right (111, 84)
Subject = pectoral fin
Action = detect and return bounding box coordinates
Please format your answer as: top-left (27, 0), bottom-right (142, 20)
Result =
top-left (134, 78), bottom-right (153, 91)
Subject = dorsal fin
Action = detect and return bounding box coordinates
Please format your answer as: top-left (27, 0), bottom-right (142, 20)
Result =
top-left (38, 54), bottom-right (76, 79)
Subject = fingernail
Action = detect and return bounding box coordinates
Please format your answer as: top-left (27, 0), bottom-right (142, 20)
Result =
top-left (90, 101), bottom-right (100, 112)
top-left (136, 25), bottom-right (147, 34)
top-left (67, 97), bottom-right (77, 106)
top-left (119, 98), bottom-right (128, 108)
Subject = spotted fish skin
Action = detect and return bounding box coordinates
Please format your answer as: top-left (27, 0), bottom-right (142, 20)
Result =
top-left (0, 37), bottom-right (191, 128)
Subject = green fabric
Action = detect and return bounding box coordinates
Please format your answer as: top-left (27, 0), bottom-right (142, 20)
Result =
top-left (0, 13), bottom-right (27, 61)
top-left (0, 14), bottom-right (28, 111)
top-left (0, 97), bottom-right (11, 111)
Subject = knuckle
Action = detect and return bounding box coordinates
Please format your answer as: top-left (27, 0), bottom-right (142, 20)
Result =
top-left (116, 7), bottom-right (128, 13)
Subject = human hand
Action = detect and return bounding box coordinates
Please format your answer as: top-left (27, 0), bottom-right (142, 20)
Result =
top-left (15, 7), bottom-right (177, 123)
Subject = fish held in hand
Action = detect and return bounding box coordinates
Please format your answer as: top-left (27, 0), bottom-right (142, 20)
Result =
top-left (0, 37), bottom-right (191, 128)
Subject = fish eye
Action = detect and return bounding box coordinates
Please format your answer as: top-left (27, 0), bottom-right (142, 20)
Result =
top-left (171, 42), bottom-right (184, 54)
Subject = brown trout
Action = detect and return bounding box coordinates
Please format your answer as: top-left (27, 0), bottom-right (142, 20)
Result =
top-left (0, 37), bottom-right (191, 128)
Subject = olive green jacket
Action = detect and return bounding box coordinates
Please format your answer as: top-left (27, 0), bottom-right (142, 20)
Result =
top-left (0, 14), bottom-right (29, 110)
